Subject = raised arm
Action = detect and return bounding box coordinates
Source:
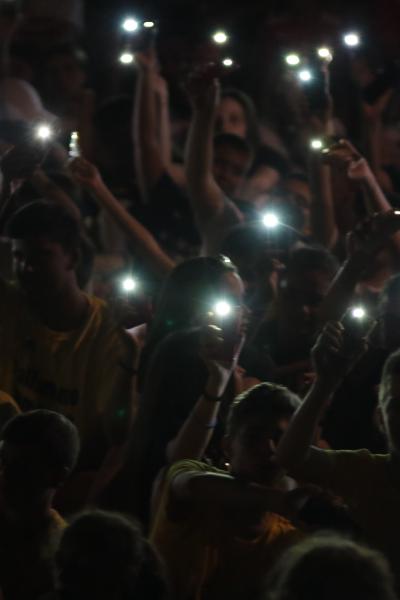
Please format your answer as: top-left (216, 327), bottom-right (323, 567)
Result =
top-left (167, 326), bottom-right (243, 463)
top-left (185, 71), bottom-right (226, 226)
top-left (69, 157), bottom-right (175, 279)
top-left (276, 321), bottom-right (358, 478)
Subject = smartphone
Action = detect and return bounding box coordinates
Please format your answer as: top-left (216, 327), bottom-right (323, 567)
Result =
top-left (339, 307), bottom-right (376, 356)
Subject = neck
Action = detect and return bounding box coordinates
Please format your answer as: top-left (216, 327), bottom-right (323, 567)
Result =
top-left (30, 283), bottom-right (89, 331)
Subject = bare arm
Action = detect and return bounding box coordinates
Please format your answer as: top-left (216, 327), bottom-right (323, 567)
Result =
top-left (167, 327), bottom-right (243, 463)
top-left (309, 156), bottom-right (338, 249)
top-left (70, 157), bottom-right (175, 279)
top-left (185, 74), bottom-right (226, 226)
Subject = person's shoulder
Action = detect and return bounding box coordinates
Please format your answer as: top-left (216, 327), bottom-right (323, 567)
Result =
top-left (85, 294), bottom-right (136, 351)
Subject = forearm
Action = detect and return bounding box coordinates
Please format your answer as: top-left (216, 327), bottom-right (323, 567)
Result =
top-left (134, 69), bottom-right (163, 198)
top-left (318, 254), bottom-right (366, 325)
top-left (175, 472), bottom-right (286, 513)
top-left (30, 171), bottom-right (81, 222)
top-left (93, 180), bottom-right (175, 278)
top-left (277, 377), bottom-right (336, 471)
top-left (185, 108), bottom-right (223, 222)
top-left (309, 158), bottom-right (338, 249)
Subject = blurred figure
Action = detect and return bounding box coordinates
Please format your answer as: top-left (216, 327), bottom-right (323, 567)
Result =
top-left (0, 410), bottom-right (79, 600)
top-left (265, 533), bottom-right (396, 600)
top-left (55, 510), bottom-right (168, 600)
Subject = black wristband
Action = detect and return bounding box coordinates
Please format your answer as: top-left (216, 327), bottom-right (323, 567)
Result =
top-left (203, 390), bottom-right (223, 403)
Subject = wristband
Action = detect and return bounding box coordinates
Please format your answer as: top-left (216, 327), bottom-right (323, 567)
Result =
top-left (203, 390), bottom-right (223, 403)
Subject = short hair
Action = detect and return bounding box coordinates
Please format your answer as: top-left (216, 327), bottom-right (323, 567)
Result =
top-left (5, 201), bottom-right (81, 252)
top-left (1, 410), bottom-right (80, 472)
top-left (286, 246), bottom-right (339, 278)
top-left (266, 533), bottom-right (397, 600)
top-left (248, 145), bottom-right (289, 179)
top-left (57, 510), bottom-right (168, 600)
top-left (226, 383), bottom-right (301, 438)
top-left (213, 133), bottom-right (253, 160)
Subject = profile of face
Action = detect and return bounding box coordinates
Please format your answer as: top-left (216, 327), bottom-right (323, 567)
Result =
top-left (226, 415), bottom-right (290, 485)
top-left (212, 144), bottom-right (249, 197)
top-left (199, 271), bottom-right (247, 339)
top-left (12, 238), bottom-right (76, 300)
top-left (380, 373), bottom-right (400, 455)
top-left (216, 97), bottom-right (248, 139)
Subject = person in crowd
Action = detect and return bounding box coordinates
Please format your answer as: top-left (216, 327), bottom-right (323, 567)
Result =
top-left (150, 381), bottom-right (306, 600)
top-left (54, 510), bottom-right (168, 600)
top-left (0, 410), bottom-right (80, 600)
top-left (276, 319), bottom-right (400, 585)
top-left (101, 255), bottom-right (247, 524)
top-left (242, 246), bottom-right (339, 391)
top-left (0, 200), bottom-right (137, 507)
top-left (265, 533), bottom-right (397, 600)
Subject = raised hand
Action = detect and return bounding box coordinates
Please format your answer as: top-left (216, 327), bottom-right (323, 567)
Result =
top-left (69, 156), bottom-right (103, 192)
top-left (186, 64), bottom-right (221, 114)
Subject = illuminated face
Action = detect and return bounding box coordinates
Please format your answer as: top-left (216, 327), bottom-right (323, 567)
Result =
top-left (12, 238), bottom-right (75, 300)
top-left (212, 145), bottom-right (249, 197)
top-left (216, 97), bottom-right (247, 139)
top-left (227, 415), bottom-right (290, 485)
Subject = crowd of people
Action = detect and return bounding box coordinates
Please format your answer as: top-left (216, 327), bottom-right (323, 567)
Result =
top-left (1, 1), bottom-right (400, 598)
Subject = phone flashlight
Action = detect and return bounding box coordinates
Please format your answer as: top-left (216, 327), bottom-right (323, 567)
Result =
top-left (69, 131), bottom-right (80, 158)
top-left (343, 32), bottom-right (360, 47)
top-left (143, 21), bottom-right (155, 28)
top-left (298, 69), bottom-right (313, 83)
top-left (119, 52), bottom-right (135, 65)
top-left (310, 138), bottom-right (325, 151)
top-left (317, 47), bottom-right (333, 62)
top-left (210, 300), bottom-right (232, 318)
top-left (122, 17), bottom-right (139, 33)
top-left (35, 124), bottom-right (53, 141)
top-left (285, 53), bottom-right (301, 67)
top-left (212, 30), bottom-right (229, 45)
top-left (222, 57), bottom-right (234, 68)
top-left (340, 305), bottom-right (375, 352)
top-left (351, 306), bottom-right (366, 320)
top-left (121, 276), bottom-right (137, 293)
top-left (262, 212), bottom-right (279, 229)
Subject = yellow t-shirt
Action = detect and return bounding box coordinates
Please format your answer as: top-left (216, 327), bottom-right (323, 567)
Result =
top-left (0, 280), bottom-right (135, 452)
top-left (299, 449), bottom-right (400, 578)
top-left (150, 460), bottom-right (299, 600)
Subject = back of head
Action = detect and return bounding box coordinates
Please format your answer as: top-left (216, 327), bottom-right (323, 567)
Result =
top-left (1, 409), bottom-right (80, 473)
top-left (5, 200), bottom-right (80, 253)
top-left (226, 382), bottom-right (301, 438)
top-left (266, 533), bottom-right (396, 600)
top-left (248, 145), bottom-right (289, 180)
top-left (57, 510), bottom-right (168, 600)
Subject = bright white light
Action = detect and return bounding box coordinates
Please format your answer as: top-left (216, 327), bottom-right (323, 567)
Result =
top-left (36, 124), bottom-right (53, 141)
top-left (262, 213), bottom-right (279, 229)
top-left (343, 32), bottom-right (360, 47)
top-left (122, 18), bottom-right (139, 32)
top-left (119, 52), bottom-right (135, 65)
top-left (121, 277), bottom-right (137, 292)
top-left (214, 300), bottom-right (232, 317)
top-left (143, 21), bottom-right (155, 28)
top-left (310, 139), bottom-right (324, 150)
top-left (222, 57), bottom-right (234, 67)
top-left (69, 131), bottom-right (80, 158)
top-left (285, 53), bottom-right (300, 66)
top-left (298, 69), bottom-right (312, 82)
top-left (317, 47), bottom-right (333, 61)
top-left (351, 307), bottom-right (366, 320)
top-left (213, 31), bottom-right (228, 44)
